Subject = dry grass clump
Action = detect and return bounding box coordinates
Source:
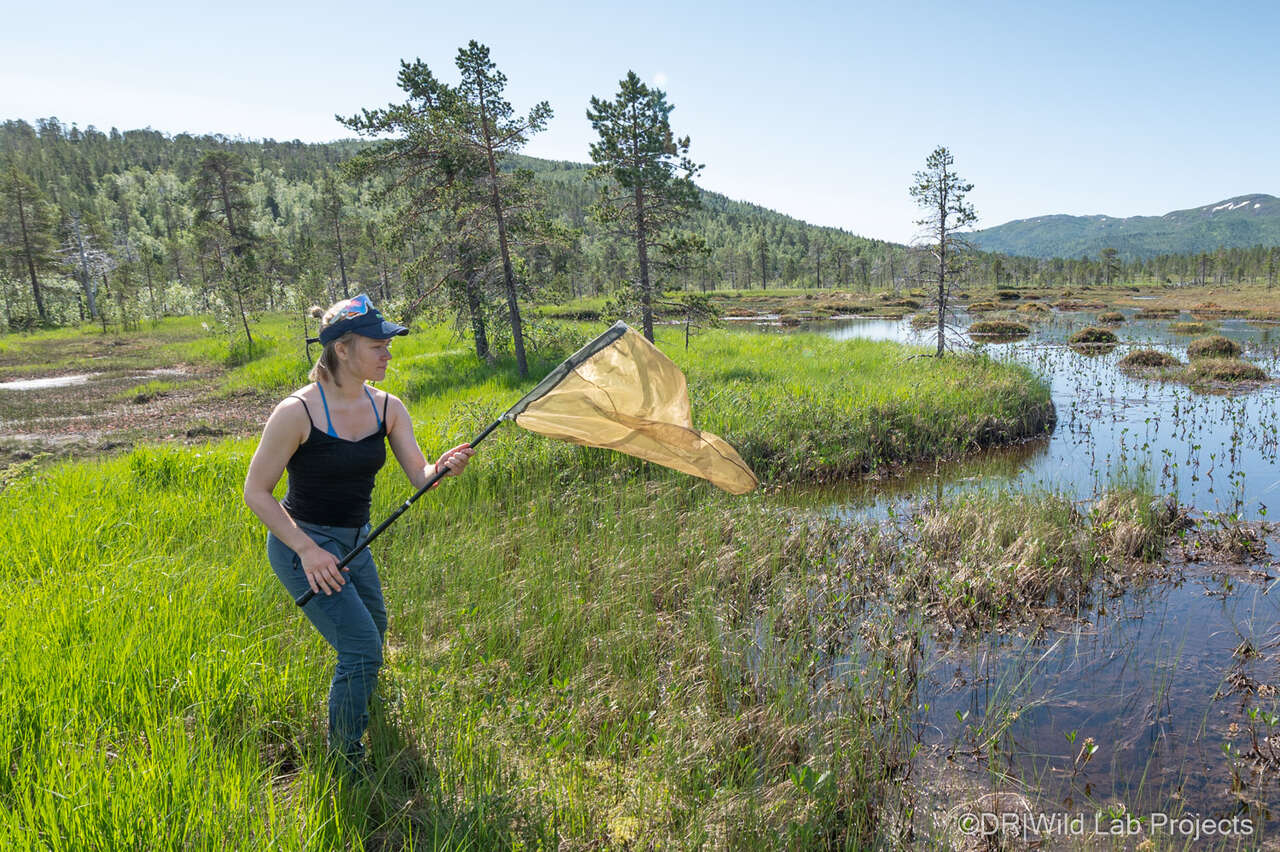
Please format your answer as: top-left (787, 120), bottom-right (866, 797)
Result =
top-left (995, 289), bottom-right (1021, 301)
top-left (897, 489), bottom-right (1184, 626)
top-left (909, 313), bottom-right (937, 329)
top-left (1069, 326), bottom-right (1118, 344)
top-left (1053, 299), bottom-right (1106, 310)
top-left (1169, 321), bottom-right (1213, 334)
top-left (1186, 335), bottom-right (1240, 358)
top-left (1135, 307), bottom-right (1179, 319)
top-left (1092, 491), bottom-right (1185, 561)
top-left (880, 297), bottom-right (921, 309)
top-left (969, 319), bottom-right (1030, 337)
top-left (966, 300), bottom-right (998, 313)
top-left (1097, 311), bottom-right (1125, 323)
top-left (1184, 357), bottom-right (1267, 384)
top-left (1017, 301), bottom-right (1050, 314)
top-left (1118, 349), bottom-right (1182, 369)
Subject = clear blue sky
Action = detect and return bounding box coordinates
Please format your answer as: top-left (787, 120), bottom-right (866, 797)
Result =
top-left (3, 0), bottom-right (1277, 243)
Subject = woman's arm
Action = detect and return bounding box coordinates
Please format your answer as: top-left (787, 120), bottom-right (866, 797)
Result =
top-left (242, 398), bottom-right (346, 596)
top-left (384, 393), bottom-right (474, 490)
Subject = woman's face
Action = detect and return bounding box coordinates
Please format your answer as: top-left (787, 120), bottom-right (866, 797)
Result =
top-left (337, 335), bottom-right (392, 381)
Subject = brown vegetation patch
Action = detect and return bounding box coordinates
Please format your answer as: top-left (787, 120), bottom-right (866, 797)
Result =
top-left (1191, 301), bottom-right (1249, 318)
top-left (969, 320), bottom-right (1030, 337)
top-left (1186, 335), bottom-right (1241, 358)
top-left (1118, 349), bottom-right (1182, 369)
top-left (1184, 357), bottom-right (1268, 384)
top-left (1097, 311), bottom-right (1125, 323)
top-left (1068, 326), bottom-right (1118, 344)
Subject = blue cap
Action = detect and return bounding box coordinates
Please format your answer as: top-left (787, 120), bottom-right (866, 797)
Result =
top-left (318, 294), bottom-right (408, 345)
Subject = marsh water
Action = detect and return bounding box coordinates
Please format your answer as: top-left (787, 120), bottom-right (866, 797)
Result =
top-left (799, 309), bottom-right (1280, 840)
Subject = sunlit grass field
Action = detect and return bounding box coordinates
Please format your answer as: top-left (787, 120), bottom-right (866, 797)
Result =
top-left (1, 317), bottom-right (1062, 848)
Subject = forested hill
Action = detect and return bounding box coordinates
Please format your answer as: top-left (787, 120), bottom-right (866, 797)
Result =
top-left (968, 194), bottom-right (1280, 260)
top-left (0, 119), bottom-right (907, 328)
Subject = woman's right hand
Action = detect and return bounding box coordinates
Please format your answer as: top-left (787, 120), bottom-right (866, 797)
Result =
top-left (299, 543), bottom-right (346, 596)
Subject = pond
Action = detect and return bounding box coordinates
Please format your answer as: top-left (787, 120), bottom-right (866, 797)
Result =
top-left (787, 307), bottom-right (1280, 839)
top-left (0, 374), bottom-right (95, 390)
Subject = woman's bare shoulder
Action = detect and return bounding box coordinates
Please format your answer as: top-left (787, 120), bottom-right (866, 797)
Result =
top-left (376, 388), bottom-right (410, 431)
top-left (268, 389), bottom-right (315, 437)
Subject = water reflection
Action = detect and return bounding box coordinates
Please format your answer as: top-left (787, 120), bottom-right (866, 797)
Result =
top-left (783, 309), bottom-right (1280, 837)
top-left (805, 310), bottom-right (1280, 518)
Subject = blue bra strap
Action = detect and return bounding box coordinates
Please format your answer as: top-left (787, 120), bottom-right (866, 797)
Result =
top-left (364, 386), bottom-right (383, 428)
top-left (314, 383), bottom-right (338, 437)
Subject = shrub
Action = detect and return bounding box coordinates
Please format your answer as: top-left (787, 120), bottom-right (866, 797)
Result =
top-left (1186, 335), bottom-right (1240, 359)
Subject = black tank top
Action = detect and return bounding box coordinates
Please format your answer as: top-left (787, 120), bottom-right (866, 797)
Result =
top-left (281, 385), bottom-right (389, 527)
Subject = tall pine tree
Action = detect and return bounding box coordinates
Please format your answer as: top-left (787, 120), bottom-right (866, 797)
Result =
top-left (909, 146), bottom-right (976, 357)
top-left (587, 71), bottom-right (703, 342)
top-left (1, 164), bottom-right (58, 324)
top-left (454, 41), bottom-right (552, 377)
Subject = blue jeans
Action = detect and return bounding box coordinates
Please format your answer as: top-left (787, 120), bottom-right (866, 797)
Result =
top-left (267, 520), bottom-right (386, 762)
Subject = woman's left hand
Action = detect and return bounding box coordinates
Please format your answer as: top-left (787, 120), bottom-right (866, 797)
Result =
top-left (435, 443), bottom-right (475, 477)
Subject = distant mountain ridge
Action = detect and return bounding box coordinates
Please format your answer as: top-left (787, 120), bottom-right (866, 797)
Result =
top-left (968, 194), bottom-right (1280, 260)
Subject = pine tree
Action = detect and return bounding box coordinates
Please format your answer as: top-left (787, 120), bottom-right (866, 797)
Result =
top-left (341, 58), bottom-right (496, 361)
top-left (0, 163), bottom-right (58, 324)
top-left (453, 41), bottom-right (552, 378)
top-left (587, 71), bottom-right (704, 342)
top-left (191, 151), bottom-right (258, 353)
top-left (909, 146), bottom-right (976, 357)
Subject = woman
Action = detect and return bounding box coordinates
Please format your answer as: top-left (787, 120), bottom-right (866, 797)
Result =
top-left (242, 293), bottom-right (474, 766)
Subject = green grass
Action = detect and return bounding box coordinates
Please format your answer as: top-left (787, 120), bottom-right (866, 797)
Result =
top-left (0, 320), bottom-right (1062, 847)
top-left (0, 438), bottom-right (1184, 846)
top-left (1169, 320), bottom-right (1215, 334)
